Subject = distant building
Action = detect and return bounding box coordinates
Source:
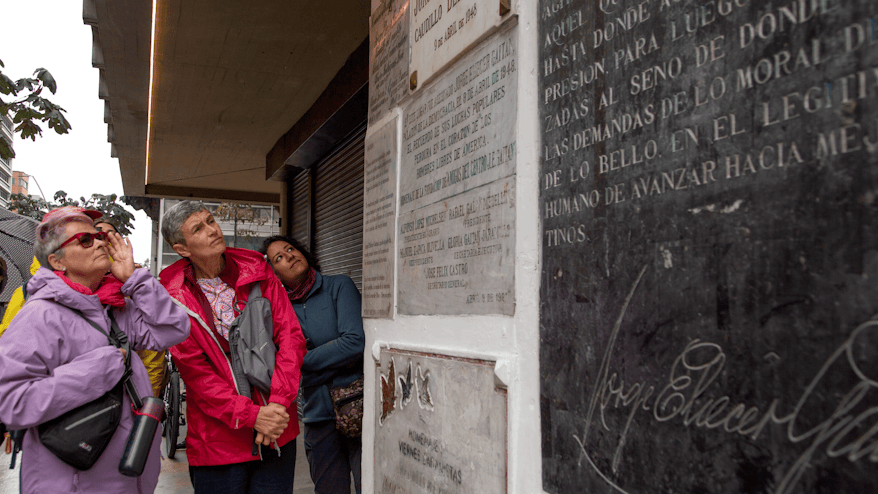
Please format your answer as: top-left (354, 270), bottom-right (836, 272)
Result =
top-left (0, 115), bottom-right (13, 208)
top-left (11, 171), bottom-right (29, 197)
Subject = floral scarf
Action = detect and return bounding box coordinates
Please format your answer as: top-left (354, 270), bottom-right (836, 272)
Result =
top-left (286, 267), bottom-right (316, 302)
top-left (196, 277), bottom-right (236, 340)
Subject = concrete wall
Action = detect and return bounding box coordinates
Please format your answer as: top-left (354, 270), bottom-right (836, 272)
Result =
top-left (362, 1), bottom-right (545, 492)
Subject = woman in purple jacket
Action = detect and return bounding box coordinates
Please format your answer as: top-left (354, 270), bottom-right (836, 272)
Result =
top-left (0, 206), bottom-right (190, 493)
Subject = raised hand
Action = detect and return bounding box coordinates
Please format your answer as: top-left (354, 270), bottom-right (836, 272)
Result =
top-left (106, 232), bottom-right (135, 283)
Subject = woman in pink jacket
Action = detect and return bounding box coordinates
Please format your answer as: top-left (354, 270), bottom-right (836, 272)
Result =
top-left (159, 200), bottom-right (307, 494)
top-left (0, 206), bottom-right (190, 493)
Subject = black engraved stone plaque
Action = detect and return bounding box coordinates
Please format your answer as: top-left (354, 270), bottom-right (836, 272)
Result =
top-left (538, 0), bottom-right (878, 492)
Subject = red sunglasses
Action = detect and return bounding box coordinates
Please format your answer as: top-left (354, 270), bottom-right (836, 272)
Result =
top-left (56, 231), bottom-right (109, 251)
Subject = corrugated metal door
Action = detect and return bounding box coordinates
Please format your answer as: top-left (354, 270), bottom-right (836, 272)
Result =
top-left (291, 169), bottom-right (311, 246)
top-left (313, 123), bottom-right (366, 290)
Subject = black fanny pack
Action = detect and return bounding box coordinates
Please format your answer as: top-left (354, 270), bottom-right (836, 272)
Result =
top-left (37, 309), bottom-right (143, 471)
top-left (37, 381), bottom-right (125, 470)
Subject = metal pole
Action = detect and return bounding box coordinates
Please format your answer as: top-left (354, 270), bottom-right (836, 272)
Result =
top-left (27, 174), bottom-right (48, 202)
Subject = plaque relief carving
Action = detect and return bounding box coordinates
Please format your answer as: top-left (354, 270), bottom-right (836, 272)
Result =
top-left (375, 349), bottom-right (507, 494)
top-left (538, 0), bottom-right (878, 492)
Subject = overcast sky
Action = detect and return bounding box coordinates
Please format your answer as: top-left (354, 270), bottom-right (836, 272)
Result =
top-left (4, 1), bottom-right (153, 264)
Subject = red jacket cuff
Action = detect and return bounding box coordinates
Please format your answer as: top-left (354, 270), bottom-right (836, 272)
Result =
top-left (268, 395), bottom-right (293, 409)
top-left (235, 398), bottom-right (261, 429)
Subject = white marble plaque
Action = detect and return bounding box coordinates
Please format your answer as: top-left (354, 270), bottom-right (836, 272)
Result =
top-left (409, 0), bottom-right (509, 87)
top-left (398, 177), bottom-right (514, 316)
top-left (363, 119), bottom-right (399, 319)
top-left (370, 0), bottom-right (411, 124)
top-left (401, 22), bottom-right (517, 215)
top-left (376, 349), bottom-right (507, 494)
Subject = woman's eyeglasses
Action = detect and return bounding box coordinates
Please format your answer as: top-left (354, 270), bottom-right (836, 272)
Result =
top-left (56, 231), bottom-right (109, 251)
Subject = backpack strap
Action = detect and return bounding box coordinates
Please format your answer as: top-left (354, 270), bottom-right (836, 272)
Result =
top-left (249, 282), bottom-right (262, 301)
top-left (71, 308), bottom-right (144, 410)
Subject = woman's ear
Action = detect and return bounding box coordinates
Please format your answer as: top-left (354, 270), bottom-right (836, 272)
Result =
top-left (172, 243), bottom-right (191, 258)
top-left (47, 253), bottom-right (66, 271)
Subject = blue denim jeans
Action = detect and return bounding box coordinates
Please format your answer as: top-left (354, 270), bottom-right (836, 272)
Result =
top-left (189, 439), bottom-right (297, 494)
top-left (304, 420), bottom-right (362, 494)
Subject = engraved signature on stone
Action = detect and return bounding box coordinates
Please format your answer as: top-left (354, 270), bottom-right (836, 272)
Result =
top-left (573, 265), bottom-right (878, 494)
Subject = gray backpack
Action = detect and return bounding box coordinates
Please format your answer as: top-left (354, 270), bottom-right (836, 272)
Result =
top-left (229, 283), bottom-right (276, 396)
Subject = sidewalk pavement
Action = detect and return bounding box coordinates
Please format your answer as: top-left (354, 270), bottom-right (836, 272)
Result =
top-left (0, 447), bottom-right (20, 494)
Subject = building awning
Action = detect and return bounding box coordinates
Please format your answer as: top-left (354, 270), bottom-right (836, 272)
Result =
top-left (85, 0), bottom-right (369, 204)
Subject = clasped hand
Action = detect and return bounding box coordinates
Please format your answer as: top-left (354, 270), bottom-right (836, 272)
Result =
top-left (254, 403), bottom-right (289, 445)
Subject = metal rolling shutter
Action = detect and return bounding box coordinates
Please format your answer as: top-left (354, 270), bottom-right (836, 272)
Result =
top-left (313, 123), bottom-right (366, 290)
top-left (291, 170), bottom-right (311, 246)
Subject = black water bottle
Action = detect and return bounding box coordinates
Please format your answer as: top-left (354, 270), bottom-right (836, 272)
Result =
top-left (119, 396), bottom-right (164, 477)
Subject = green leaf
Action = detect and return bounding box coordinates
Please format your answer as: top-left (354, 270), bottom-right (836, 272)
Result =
top-left (0, 64), bottom-right (72, 154)
top-left (34, 68), bottom-right (57, 94)
top-left (13, 108), bottom-right (41, 124)
top-left (0, 73), bottom-right (16, 95)
top-left (9, 192), bottom-right (51, 221)
top-left (0, 140), bottom-right (14, 160)
top-left (14, 78), bottom-right (37, 92)
top-left (16, 120), bottom-right (42, 141)
top-left (33, 97), bottom-right (51, 110)
top-left (50, 116), bottom-right (71, 134)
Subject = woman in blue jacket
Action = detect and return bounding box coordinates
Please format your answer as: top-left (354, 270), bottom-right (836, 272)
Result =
top-left (261, 236), bottom-right (364, 494)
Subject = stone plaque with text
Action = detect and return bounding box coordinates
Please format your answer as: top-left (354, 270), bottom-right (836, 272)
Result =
top-left (363, 119), bottom-right (399, 318)
top-left (370, 0), bottom-right (411, 124)
top-left (401, 22), bottom-right (517, 215)
top-left (409, 0), bottom-right (508, 87)
top-left (375, 349), bottom-right (507, 494)
top-left (539, 0), bottom-right (878, 493)
top-left (398, 177), bottom-right (514, 315)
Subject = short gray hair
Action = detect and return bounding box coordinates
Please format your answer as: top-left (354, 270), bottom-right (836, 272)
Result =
top-left (161, 200), bottom-right (208, 247)
top-left (34, 210), bottom-right (93, 268)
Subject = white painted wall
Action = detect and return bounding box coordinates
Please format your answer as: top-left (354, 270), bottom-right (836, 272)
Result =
top-left (362, 1), bottom-right (546, 492)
